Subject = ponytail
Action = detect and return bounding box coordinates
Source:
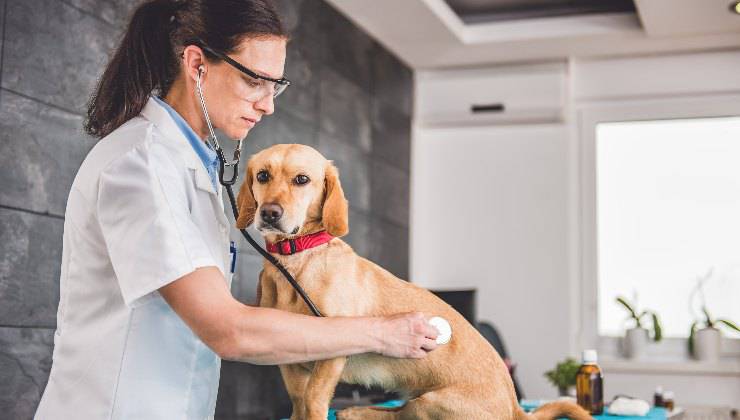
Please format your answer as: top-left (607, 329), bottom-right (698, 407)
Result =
top-left (85, 0), bottom-right (178, 138)
top-left (85, 0), bottom-right (286, 139)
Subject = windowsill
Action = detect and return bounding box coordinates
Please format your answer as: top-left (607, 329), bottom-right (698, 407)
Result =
top-left (600, 358), bottom-right (740, 377)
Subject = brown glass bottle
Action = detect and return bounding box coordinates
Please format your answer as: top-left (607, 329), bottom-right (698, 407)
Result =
top-left (576, 350), bottom-right (604, 415)
top-left (663, 391), bottom-right (675, 411)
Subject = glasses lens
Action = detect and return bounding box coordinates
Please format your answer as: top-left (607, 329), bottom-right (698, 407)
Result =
top-left (209, 46), bottom-right (291, 101)
top-left (241, 79), bottom-right (269, 102)
top-left (273, 82), bottom-right (288, 98)
top-left (240, 76), bottom-right (288, 101)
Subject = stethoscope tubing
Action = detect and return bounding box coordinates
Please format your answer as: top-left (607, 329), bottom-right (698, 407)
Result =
top-left (195, 67), bottom-right (324, 317)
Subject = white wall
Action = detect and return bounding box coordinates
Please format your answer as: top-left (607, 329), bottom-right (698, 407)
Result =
top-left (411, 123), bottom-right (571, 399)
top-left (410, 49), bottom-right (740, 406)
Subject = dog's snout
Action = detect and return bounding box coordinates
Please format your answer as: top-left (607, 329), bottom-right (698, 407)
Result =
top-left (260, 203), bottom-right (283, 224)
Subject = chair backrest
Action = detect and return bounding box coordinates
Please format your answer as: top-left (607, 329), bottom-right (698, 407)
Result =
top-left (476, 321), bottom-right (509, 358)
top-left (477, 321), bottom-right (525, 400)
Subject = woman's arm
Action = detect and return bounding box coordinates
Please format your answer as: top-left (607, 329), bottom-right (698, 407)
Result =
top-left (159, 266), bottom-right (439, 365)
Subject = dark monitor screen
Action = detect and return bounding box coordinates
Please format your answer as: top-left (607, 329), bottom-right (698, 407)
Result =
top-left (430, 289), bottom-right (477, 326)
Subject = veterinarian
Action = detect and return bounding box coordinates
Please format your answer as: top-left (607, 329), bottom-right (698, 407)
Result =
top-left (34, 1), bottom-right (439, 418)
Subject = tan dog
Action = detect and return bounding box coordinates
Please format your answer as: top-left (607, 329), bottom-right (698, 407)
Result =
top-left (235, 144), bottom-right (591, 420)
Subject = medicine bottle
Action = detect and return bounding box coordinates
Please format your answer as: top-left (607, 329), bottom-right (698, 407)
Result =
top-left (576, 349), bottom-right (604, 415)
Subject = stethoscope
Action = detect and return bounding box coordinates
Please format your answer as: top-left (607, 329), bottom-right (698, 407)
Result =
top-left (195, 65), bottom-right (324, 317)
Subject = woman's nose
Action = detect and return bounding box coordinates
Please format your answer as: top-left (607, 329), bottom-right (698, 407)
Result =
top-left (255, 94), bottom-right (275, 115)
top-left (260, 203), bottom-right (283, 224)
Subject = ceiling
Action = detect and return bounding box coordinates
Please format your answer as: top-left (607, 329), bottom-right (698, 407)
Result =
top-left (324, 0), bottom-right (740, 69)
top-left (445, 0), bottom-right (636, 24)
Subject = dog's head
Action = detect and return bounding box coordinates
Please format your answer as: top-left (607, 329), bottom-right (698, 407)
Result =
top-left (235, 144), bottom-right (348, 241)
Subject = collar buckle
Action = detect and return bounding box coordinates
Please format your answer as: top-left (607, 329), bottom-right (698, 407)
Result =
top-left (278, 239), bottom-right (297, 255)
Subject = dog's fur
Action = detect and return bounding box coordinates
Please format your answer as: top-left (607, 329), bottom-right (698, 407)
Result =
top-left (236, 144), bottom-right (591, 420)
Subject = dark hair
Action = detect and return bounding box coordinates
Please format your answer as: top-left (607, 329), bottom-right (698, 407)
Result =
top-left (85, 0), bottom-right (286, 139)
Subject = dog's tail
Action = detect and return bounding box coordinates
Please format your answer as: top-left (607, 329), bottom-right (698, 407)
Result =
top-left (519, 401), bottom-right (593, 420)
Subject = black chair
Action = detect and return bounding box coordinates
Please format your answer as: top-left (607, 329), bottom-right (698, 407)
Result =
top-left (476, 321), bottom-right (525, 401)
top-left (429, 289), bottom-right (525, 400)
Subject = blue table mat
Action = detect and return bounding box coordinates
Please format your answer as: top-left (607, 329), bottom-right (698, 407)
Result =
top-left (280, 400), bottom-right (405, 420)
top-left (326, 400), bottom-right (405, 420)
top-left (282, 400), bottom-right (666, 420)
top-left (521, 400), bottom-right (667, 420)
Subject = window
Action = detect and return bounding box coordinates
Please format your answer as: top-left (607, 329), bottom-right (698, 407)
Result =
top-left (596, 116), bottom-right (740, 339)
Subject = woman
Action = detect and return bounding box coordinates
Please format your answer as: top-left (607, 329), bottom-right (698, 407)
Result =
top-left (34, 1), bottom-right (438, 418)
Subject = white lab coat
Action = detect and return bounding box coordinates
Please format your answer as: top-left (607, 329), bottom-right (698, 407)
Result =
top-left (34, 97), bottom-right (234, 419)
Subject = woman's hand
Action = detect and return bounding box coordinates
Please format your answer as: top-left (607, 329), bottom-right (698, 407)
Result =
top-left (374, 312), bottom-right (440, 358)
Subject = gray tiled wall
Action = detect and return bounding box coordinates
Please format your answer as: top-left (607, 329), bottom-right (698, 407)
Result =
top-left (0, 0), bottom-right (412, 419)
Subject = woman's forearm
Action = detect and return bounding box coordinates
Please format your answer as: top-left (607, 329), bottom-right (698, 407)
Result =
top-left (224, 304), bottom-right (383, 365)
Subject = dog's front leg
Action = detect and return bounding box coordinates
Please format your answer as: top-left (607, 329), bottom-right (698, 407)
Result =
top-left (304, 356), bottom-right (347, 420)
top-left (279, 364), bottom-right (311, 420)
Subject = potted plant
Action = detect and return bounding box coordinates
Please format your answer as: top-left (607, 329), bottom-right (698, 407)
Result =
top-left (689, 306), bottom-right (739, 361)
top-left (688, 268), bottom-right (740, 361)
top-left (544, 358), bottom-right (579, 397)
top-left (616, 296), bottom-right (662, 359)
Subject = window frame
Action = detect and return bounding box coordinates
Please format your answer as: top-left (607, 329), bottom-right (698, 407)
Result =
top-left (576, 94), bottom-right (740, 361)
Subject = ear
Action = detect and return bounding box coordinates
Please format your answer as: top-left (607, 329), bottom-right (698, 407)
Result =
top-left (235, 166), bottom-right (256, 229)
top-left (322, 162), bottom-right (349, 237)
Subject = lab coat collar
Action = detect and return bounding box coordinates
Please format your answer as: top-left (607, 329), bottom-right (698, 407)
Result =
top-left (151, 96), bottom-right (220, 192)
top-left (140, 97), bottom-right (230, 230)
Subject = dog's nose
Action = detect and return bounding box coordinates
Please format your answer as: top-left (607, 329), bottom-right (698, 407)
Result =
top-left (260, 203), bottom-right (283, 224)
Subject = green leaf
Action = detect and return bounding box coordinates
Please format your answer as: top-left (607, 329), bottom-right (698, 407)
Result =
top-left (616, 296), bottom-right (638, 321)
top-left (544, 358), bottom-right (579, 388)
top-left (651, 312), bottom-right (663, 342)
top-left (717, 319), bottom-right (740, 333)
top-left (636, 310), bottom-right (647, 328)
top-left (688, 321), bottom-right (698, 356)
top-left (702, 306), bottom-right (714, 327)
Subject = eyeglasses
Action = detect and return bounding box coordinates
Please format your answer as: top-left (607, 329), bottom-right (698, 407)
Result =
top-left (197, 42), bottom-right (291, 101)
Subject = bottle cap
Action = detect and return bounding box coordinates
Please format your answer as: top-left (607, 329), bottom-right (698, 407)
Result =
top-left (428, 316), bottom-right (452, 345)
top-left (655, 386), bottom-right (664, 394)
top-left (582, 349), bottom-right (598, 363)
top-left (663, 391), bottom-right (674, 400)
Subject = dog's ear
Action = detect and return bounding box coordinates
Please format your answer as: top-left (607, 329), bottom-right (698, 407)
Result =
top-left (236, 165), bottom-right (256, 229)
top-left (322, 161), bottom-right (349, 237)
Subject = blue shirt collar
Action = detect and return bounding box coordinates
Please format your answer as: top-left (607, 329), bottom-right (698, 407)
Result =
top-left (152, 96), bottom-right (220, 191)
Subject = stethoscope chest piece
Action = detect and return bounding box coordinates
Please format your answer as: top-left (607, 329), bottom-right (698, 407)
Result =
top-left (428, 316), bottom-right (452, 345)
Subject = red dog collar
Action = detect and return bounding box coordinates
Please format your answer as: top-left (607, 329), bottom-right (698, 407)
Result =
top-left (265, 230), bottom-right (334, 255)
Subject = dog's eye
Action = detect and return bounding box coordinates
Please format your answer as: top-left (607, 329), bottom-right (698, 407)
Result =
top-left (294, 174), bottom-right (310, 185)
top-left (256, 170), bottom-right (269, 184)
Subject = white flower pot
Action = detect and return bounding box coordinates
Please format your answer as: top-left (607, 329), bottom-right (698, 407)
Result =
top-left (694, 327), bottom-right (721, 361)
top-left (624, 327), bottom-right (649, 359)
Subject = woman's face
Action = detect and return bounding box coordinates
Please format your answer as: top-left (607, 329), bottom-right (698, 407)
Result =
top-left (202, 35), bottom-right (287, 140)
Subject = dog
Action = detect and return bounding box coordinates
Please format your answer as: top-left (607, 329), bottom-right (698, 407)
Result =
top-left (235, 144), bottom-right (591, 420)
